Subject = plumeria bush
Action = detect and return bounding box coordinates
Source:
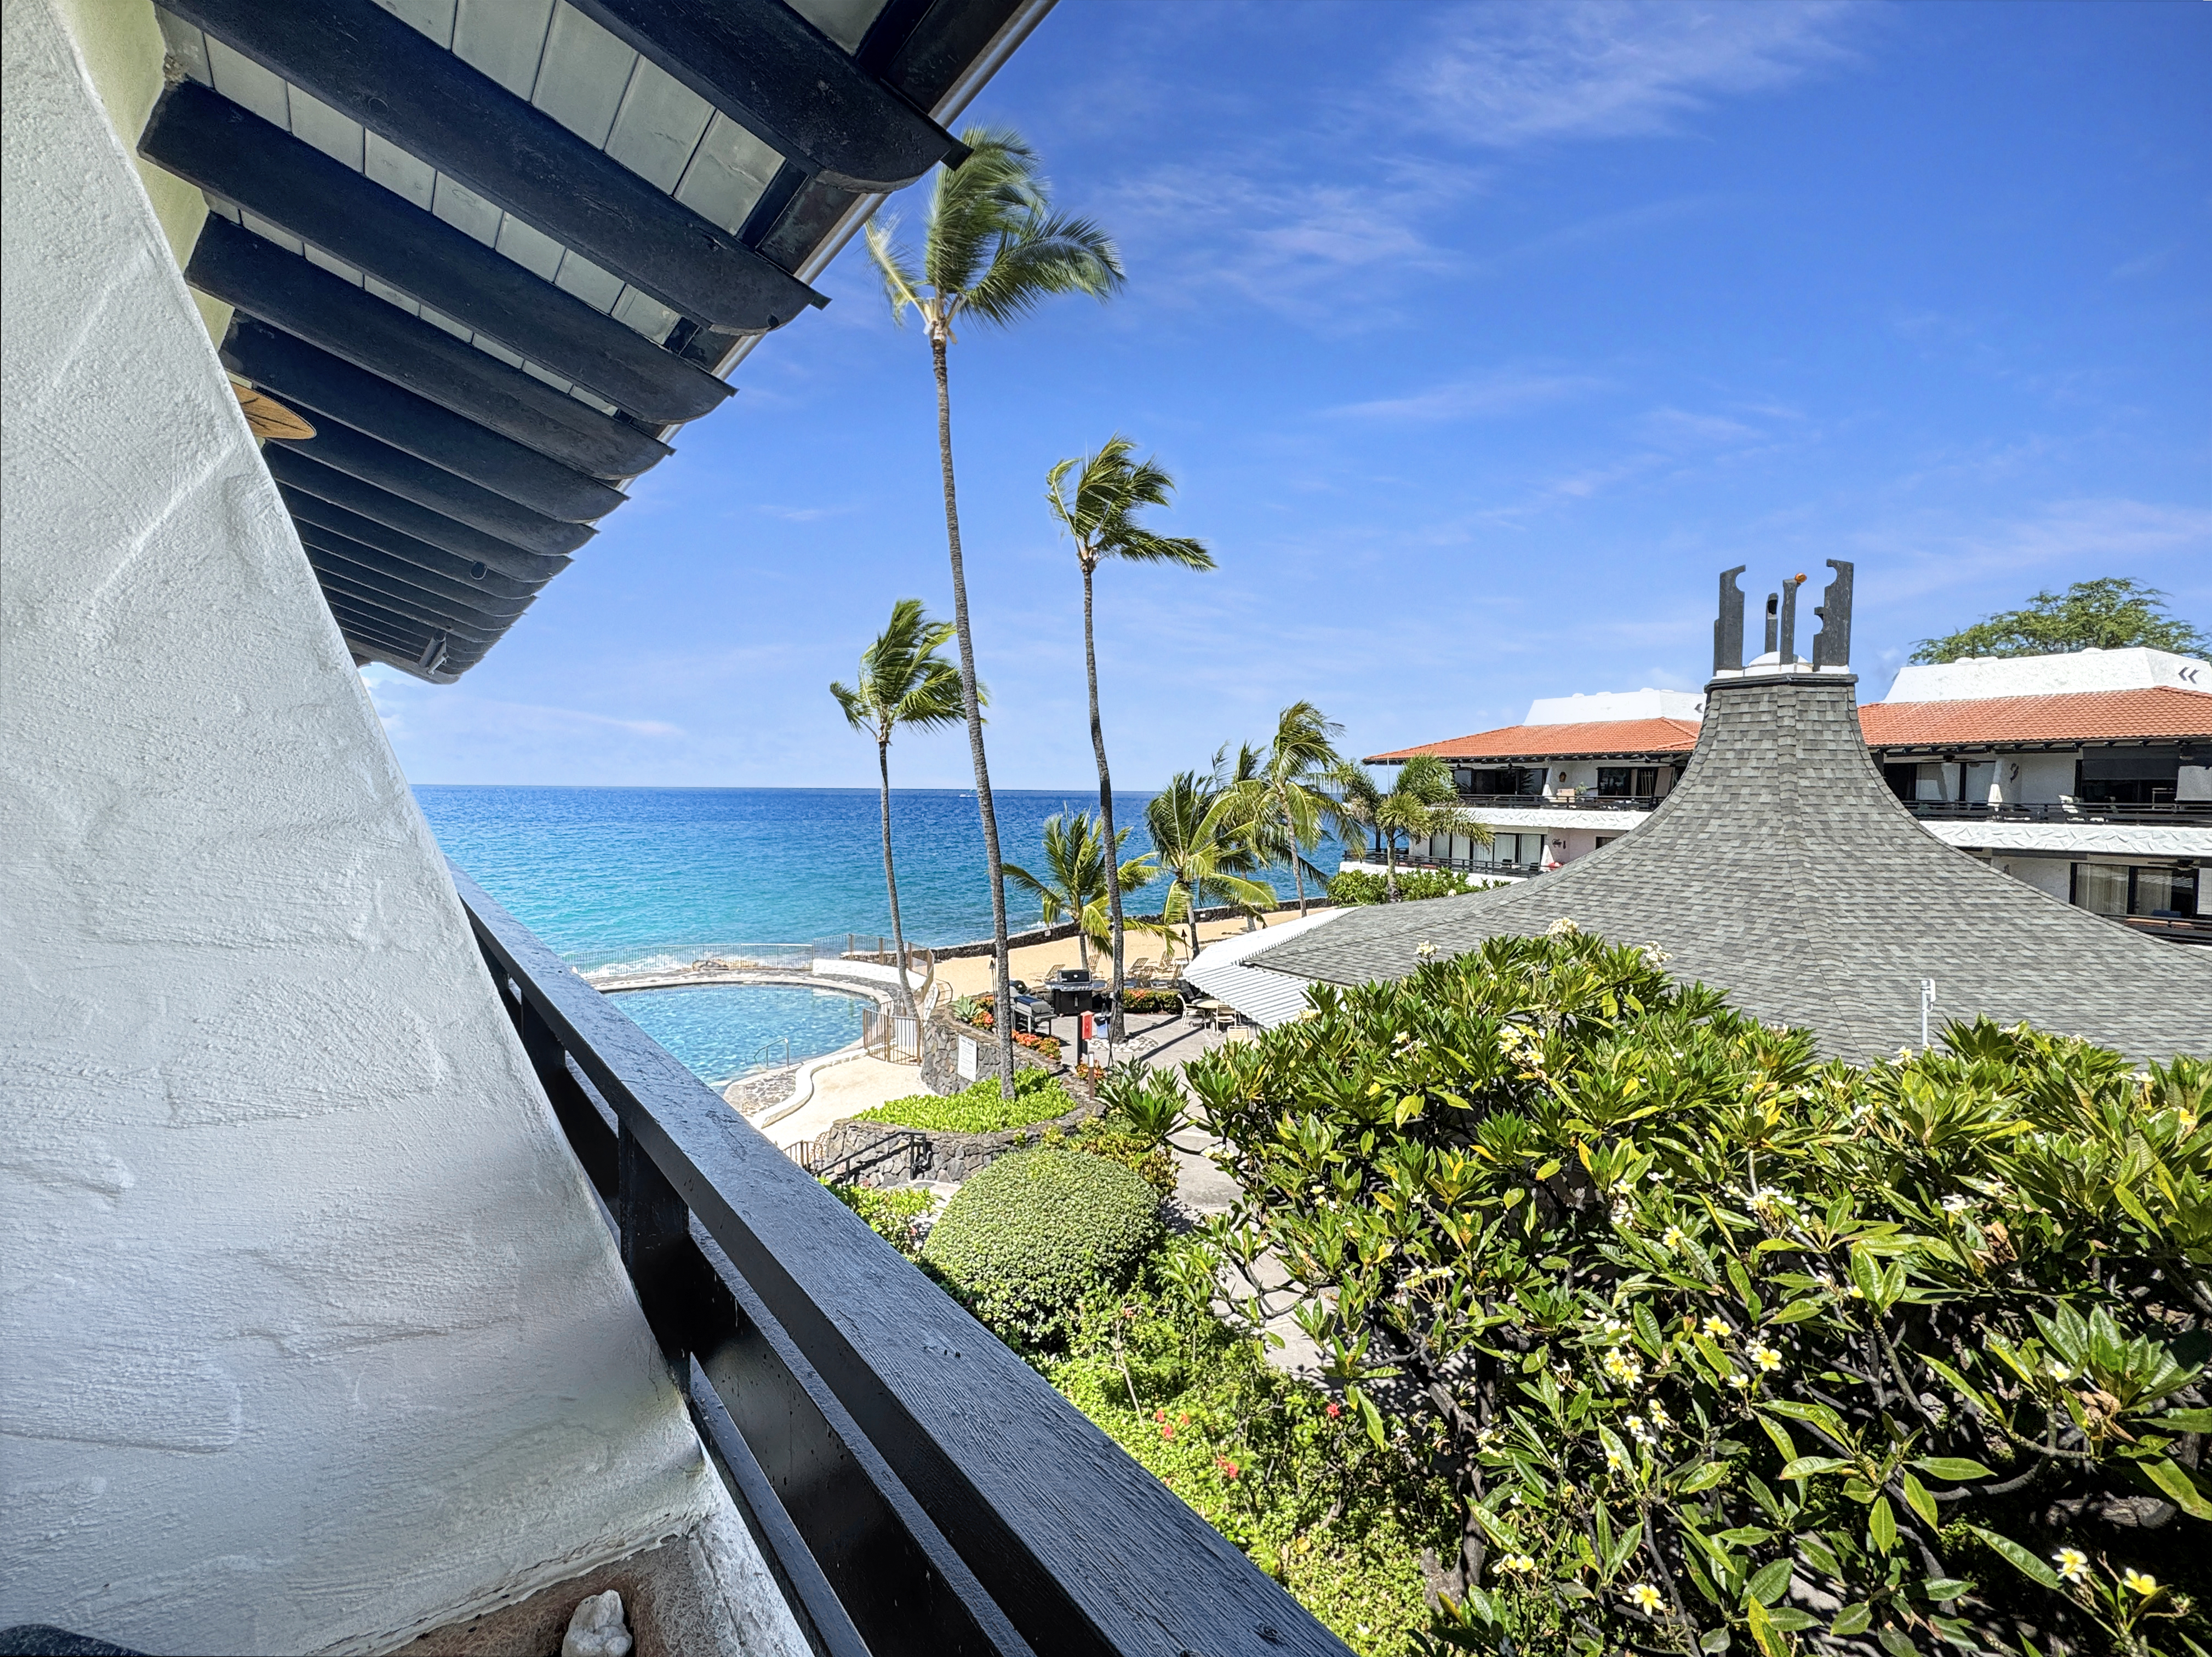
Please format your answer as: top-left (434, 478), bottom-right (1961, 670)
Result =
top-left (1330, 869), bottom-right (1496, 906)
top-left (1184, 930), bottom-right (2209, 1657)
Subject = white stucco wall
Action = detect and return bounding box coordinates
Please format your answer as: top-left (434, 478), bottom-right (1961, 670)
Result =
top-left (1992, 859), bottom-right (2075, 903)
top-left (1882, 647), bottom-right (2211, 702)
top-left (0, 5), bottom-right (754, 1650)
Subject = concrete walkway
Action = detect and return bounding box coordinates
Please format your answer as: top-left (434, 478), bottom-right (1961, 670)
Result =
top-left (1139, 1018), bottom-right (1328, 1384)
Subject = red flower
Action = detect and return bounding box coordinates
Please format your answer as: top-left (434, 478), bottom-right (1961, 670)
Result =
top-left (1161, 1425), bottom-right (1175, 1440)
top-left (1153, 1408), bottom-right (1168, 1423)
top-left (1216, 1457), bottom-right (1239, 1480)
top-left (1325, 1402), bottom-right (1341, 1419)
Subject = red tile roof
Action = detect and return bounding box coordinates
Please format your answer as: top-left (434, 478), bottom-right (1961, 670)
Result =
top-left (1860, 686), bottom-right (2212, 749)
top-left (1369, 687), bottom-right (2212, 766)
top-left (1367, 718), bottom-right (1703, 764)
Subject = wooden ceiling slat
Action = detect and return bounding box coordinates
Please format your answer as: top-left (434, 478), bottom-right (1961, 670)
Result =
top-left (275, 484), bottom-right (549, 601)
top-left (161, 0), bottom-right (826, 331)
top-left (265, 448), bottom-right (574, 578)
top-left (568, 0), bottom-right (964, 193)
top-left (225, 318), bottom-right (624, 524)
top-left (275, 418), bottom-right (595, 559)
top-left (143, 82), bottom-right (732, 423)
top-left (298, 529), bottom-right (535, 621)
top-left (314, 564), bottom-right (503, 644)
top-left (190, 217), bottom-right (668, 482)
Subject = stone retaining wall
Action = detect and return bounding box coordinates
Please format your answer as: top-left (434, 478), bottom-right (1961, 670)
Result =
top-left (918, 1010), bottom-right (1061, 1096)
top-left (803, 1093), bottom-right (1102, 1189)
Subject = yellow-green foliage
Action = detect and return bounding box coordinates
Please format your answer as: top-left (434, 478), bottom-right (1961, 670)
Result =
top-left (922, 1150), bottom-right (1161, 1348)
top-left (1186, 932), bottom-right (2211, 1657)
top-left (856, 1069), bottom-right (1076, 1133)
top-left (1049, 1238), bottom-right (1450, 1656)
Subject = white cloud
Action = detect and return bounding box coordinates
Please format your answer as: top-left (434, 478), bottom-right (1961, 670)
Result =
top-left (1331, 369), bottom-right (1607, 423)
top-left (1636, 406), bottom-right (1764, 448)
top-left (1407, 1), bottom-right (1862, 148)
top-left (1856, 497), bottom-right (2212, 601)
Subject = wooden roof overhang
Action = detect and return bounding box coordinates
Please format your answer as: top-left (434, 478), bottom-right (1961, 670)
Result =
top-left (144, 0), bottom-right (1047, 681)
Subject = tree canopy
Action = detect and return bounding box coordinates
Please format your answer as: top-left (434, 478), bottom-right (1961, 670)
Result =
top-left (1910, 578), bottom-right (2210, 664)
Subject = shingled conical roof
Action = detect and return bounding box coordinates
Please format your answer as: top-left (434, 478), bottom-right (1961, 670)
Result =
top-left (1253, 568), bottom-right (2210, 1063)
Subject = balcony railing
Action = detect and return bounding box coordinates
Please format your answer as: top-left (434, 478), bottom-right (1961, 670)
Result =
top-left (454, 865), bottom-right (1345, 1657)
top-left (1905, 800), bottom-right (2212, 825)
top-left (1453, 791), bottom-right (1661, 812)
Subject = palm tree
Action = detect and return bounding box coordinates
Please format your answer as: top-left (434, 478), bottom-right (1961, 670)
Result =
top-left (1338, 755), bottom-right (1489, 901)
top-left (1045, 435), bottom-right (1212, 1037)
top-left (1229, 701), bottom-right (1351, 916)
top-left (867, 128), bottom-right (1122, 1097)
top-left (831, 600), bottom-right (972, 1012)
top-left (1003, 810), bottom-right (1157, 976)
top-left (1145, 771), bottom-right (1278, 962)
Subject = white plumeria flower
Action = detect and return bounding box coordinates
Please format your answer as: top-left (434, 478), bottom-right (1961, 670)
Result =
top-left (1500, 1552), bottom-right (1536, 1575)
top-left (1626, 1583), bottom-right (1664, 1614)
top-left (1702, 1316), bottom-right (1730, 1339)
top-left (2123, 1569), bottom-right (2159, 1597)
top-left (2052, 1547), bottom-right (2089, 1583)
top-left (1662, 1224), bottom-right (1686, 1249)
top-left (1747, 1341), bottom-right (1784, 1372)
top-left (1724, 1371), bottom-right (1751, 1389)
top-left (1601, 1349), bottom-right (1644, 1387)
top-left (1415, 939), bottom-right (1438, 960)
top-left (1940, 1194), bottom-right (1971, 1214)
top-left (1647, 1401), bottom-right (1674, 1432)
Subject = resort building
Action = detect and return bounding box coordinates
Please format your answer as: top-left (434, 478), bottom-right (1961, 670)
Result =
top-left (1253, 566), bottom-right (2211, 1058)
top-left (1, 2), bottom-right (1340, 1653)
top-left (1366, 647), bottom-right (2211, 940)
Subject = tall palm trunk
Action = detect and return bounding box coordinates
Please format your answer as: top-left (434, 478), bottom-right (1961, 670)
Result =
top-left (1082, 561), bottom-right (1127, 1040)
top-left (875, 738), bottom-right (912, 1016)
top-left (931, 333), bottom-right (1016, 1096)
top-left (1184, 877), bottom-right (1202, 962)
top-left (1288, 805), bottom-right (1309, 916)
top-left (1385, 835), bottom-right (1401, 902)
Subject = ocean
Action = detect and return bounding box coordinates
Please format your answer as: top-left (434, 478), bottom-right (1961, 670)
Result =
top-left (416, 784), bottom-right (1332, 1083)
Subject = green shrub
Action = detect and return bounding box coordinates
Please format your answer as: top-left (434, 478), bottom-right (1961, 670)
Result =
top-left (1049, 1236), bottom-right (1451, 1655)
top-left (922, 1150), bottom-right (1162, 1348)
top-left (1187, 933), bottom-right (2210, 1657)
top-left (1327, 868), bottom-right (1492, 905)
top-left (826, 1182), bottom-right (935, 1256)
top-left (856, 1069), bottom-right (1077, 1133)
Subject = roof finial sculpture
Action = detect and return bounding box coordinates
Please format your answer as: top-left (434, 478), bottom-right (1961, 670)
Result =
top-left (1713, 566), bottom-right (1746, 674)
top-left (1778, 573), bottom-right (1807, 664)
top-left (1811, 559), bottom-right (1854, 670)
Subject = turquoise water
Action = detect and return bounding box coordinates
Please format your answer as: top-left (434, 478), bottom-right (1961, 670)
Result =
top-left (609, 983), bottom-right (867, 1085)
top-left (416, 784), bottom-right (1332, 1082)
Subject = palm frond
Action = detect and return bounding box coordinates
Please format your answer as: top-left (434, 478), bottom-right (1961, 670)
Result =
top-left (864, 219), bottom-right (923, 325)
top-left (829, 679), bottom-right (870, 735)
top-left (962, 213), bottom-right (1124, 329)
top-left (924, 129), bottom-right (1042, 299)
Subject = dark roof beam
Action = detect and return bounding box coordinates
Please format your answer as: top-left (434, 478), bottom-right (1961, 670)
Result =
top-left (141, 82), bottom-right (731, 422)
top-left (311, 565), bottom-right (505, 644)
top-left (264, 448), bottom-right (574, 577)
top-left (272, 418), bottom-right (593, 559)
top-left (225, 319), bottom-right (624, 524)
top-left (567, 0), bottom-right (965, 193)
top-left (190, 217), bottom-right (667, 483)
top-left (275, 485), bottom-right (548, 601)
top-left (297, 530), bottom-right (536, 621)
top-left (161, 0), bottom-right (826, 331)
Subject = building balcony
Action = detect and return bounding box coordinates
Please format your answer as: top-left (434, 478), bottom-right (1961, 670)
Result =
top-left (453, 868), bottom-right (1344, 1656)
top-left (1455, 790), bottom-right (1664, 812)
top-left (1904, 799), bottom-right (2212, 825)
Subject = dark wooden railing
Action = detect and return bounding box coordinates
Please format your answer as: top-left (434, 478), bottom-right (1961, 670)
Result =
top-left (1904, 799), bottom-right (2212, 824)
top-left (454, 866), bottom-right (1347, 1657)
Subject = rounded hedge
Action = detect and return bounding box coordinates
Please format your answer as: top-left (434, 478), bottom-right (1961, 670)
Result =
top-left (922, 1150), bottom-right (1163, 1348)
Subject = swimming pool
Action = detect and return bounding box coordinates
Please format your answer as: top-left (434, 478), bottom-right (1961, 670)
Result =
top-left (608, 983), bottom-right (867, 1087)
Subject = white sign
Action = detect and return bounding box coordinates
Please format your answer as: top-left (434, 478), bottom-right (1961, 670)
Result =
top-left (957, 1036), bottom-right (977, 1081)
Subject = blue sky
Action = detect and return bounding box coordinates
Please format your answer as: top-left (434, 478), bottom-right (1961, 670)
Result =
top-left (366, 0), bottom-right (2212, 788)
